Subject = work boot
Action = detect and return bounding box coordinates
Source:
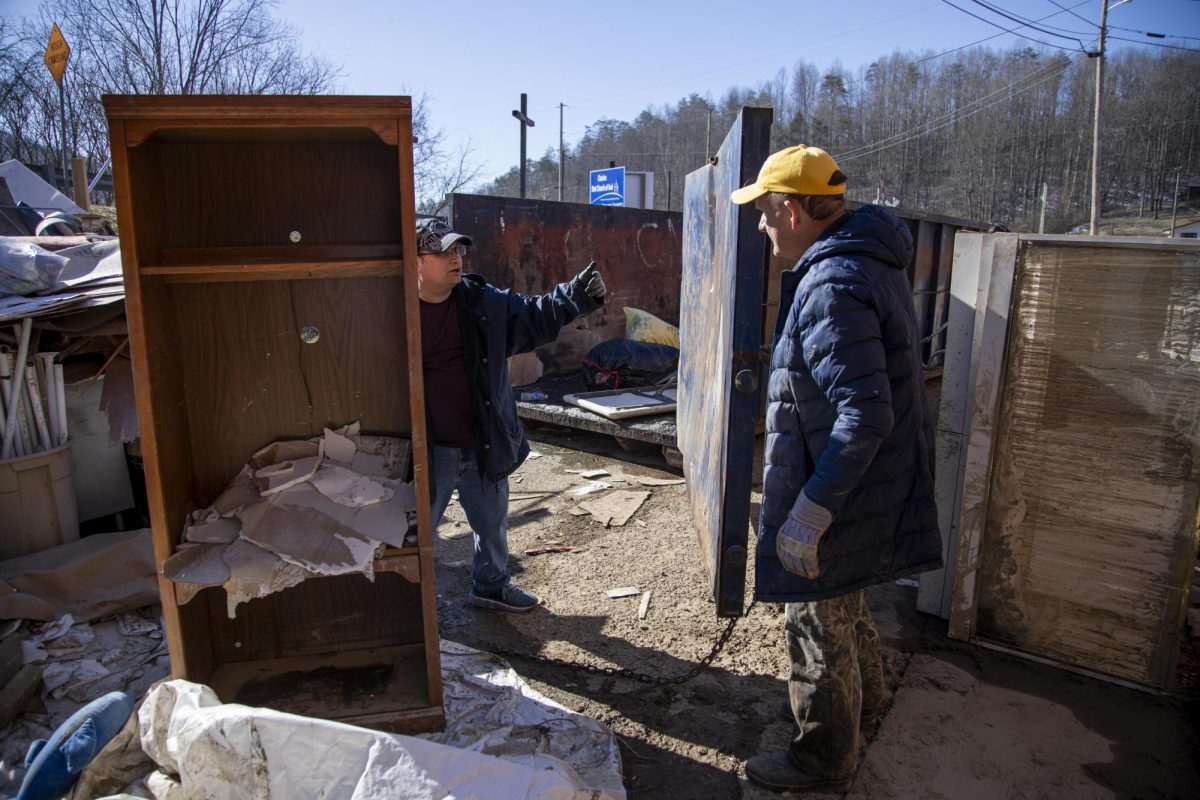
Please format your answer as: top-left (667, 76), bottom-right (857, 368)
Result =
top-left (469, 582), bottom-right (540, 613)
top-left (744, 753), bottom-right (853, 793)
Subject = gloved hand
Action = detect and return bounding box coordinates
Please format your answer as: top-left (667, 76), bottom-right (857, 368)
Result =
top-left (577, 261), bottom-right (606, 301)
top-left (776, 491), bottom-right (833, 579)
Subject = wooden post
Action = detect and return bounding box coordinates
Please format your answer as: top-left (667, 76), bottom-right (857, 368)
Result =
top-left (71, 156), bottom-right (89, 211)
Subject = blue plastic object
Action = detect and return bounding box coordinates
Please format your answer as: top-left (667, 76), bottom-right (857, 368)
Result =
top-left (17, 691), bottom-right (134, 800)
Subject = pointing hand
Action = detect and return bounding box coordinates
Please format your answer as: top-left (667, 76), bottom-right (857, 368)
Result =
top-left (577, 261), bottom-right (606, 301)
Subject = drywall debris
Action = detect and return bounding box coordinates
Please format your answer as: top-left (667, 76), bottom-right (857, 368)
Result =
top-left (571, 482), bottom-right (611, 497)
top-left (634, 476), bottom-right (685, 486)
top-left (579, 490), bottom-right (651, 527)
top-left (638, 591), bottom-right (652, 620)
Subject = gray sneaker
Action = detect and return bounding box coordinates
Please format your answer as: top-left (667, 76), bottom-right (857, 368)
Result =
top-left (469, 583), bottom-right (540, 613)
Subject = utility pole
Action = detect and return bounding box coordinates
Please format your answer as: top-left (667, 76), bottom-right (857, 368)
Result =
top-left (1089, 0), bottom-right (1130, 235)
top-left (558, 103), bottom-right (565, 202)
top-left (511, 93), bottom-right (535, 199)
top-left (1170, 167), bottom-right (1181, 237)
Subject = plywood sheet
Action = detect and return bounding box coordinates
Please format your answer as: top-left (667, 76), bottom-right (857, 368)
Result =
top-left (677, 107), bottom-right (772, 616)
top-left (974, 238), bottom-right (1200, 687)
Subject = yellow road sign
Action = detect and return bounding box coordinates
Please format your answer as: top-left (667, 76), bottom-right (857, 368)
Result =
top-left (44, 23), bottom-right (70, 86)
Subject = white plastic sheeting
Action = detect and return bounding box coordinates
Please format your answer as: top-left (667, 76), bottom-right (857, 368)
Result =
top-left (132, 641), bottom-right (625, 799)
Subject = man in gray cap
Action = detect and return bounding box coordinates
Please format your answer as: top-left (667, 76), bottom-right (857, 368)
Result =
top-left (416, 217), bottom-right (606, 611)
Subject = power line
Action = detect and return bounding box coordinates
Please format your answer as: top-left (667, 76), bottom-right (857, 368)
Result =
top-left (967, 0), bottom-right (1095, 40)
top-left (1105, 34), bottom-right (1200, 52)
top-left (938, 0), bottom-right (1088, 52)
top-left (1045, 0), bottom-right (1200, 42)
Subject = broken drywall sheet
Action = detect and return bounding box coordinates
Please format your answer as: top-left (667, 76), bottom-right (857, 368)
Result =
top-left (322, 426), bottom-right (357, 463)
top-left (255, 447), bottom-right (324, 496)
top-left (219, 539), bottom-right (316, 619)
top-left (163, 428), bottom-right (418, 618)
top-left (579, 490), bottom-right (651, 527)
top-left (239, 498), bottom-right (379, 579)
top-left (209, 472), bottom-right (259, 516)
top-left (160, 543), bottom-right (231, 589)
top-left (183, 514), bottom-right (240, 545)
top-left (310, 464), bottom-right (394, 507)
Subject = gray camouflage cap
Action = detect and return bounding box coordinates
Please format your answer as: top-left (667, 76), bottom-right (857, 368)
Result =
top-left (415, 217), bottom-right (473, 253)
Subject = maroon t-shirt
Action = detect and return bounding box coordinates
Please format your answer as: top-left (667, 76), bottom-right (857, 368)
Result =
top-left (420, 295), bottom-right (475, 448)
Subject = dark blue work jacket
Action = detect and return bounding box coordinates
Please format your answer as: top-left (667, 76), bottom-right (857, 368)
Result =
top-left (441, 272), bottom-right (601, 483)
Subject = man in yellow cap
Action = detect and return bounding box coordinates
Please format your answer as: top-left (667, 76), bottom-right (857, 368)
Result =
top-left (731, 146), bottom-right (941, 792)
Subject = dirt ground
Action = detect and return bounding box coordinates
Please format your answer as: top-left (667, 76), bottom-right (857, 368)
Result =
top-left (435, 423), bottom-right (1200, 799)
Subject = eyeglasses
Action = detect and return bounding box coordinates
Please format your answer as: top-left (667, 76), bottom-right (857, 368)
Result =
top-left (419, 243), bottom-right (467, 257)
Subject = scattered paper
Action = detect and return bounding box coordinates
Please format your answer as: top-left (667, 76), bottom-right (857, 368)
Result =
top-left (527, 451), bottom-right (543, 459)
top-left (568, 507), bottom-right (591, 516)
top-left (580, 469), bottom-right (611, 479)
top-left (638, 591), bottom-right (652, 620)
top-left (606, 587), bottom-right (639, 599)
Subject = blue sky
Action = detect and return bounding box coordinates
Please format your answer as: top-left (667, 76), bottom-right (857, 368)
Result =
top-left (6, 0), bottom-right (1198, 183)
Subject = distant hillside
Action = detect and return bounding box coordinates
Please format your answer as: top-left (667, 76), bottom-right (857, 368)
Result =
top-left (479, 45), bottom-right (1199, 234)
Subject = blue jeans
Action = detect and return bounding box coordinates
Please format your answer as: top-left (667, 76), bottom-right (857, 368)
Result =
top-left (430, 445), bottom-right (510, 594)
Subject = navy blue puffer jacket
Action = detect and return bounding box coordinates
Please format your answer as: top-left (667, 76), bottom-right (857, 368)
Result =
top-left (756, 205), bottom-right (942, 603)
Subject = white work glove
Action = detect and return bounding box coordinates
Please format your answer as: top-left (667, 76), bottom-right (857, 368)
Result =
top-left (776, 491), bottom-right (834, 579)
top-left (577, 261), bottom-right (606, 301)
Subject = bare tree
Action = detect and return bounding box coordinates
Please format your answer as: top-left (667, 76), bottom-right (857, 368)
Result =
top-left (0, 0), bottom-right (341, 180)
top-left (410, 91), bottom-right (483, 215)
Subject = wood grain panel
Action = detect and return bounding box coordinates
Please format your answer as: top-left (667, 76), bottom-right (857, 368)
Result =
top-left (167, 277), bottom-right (410, 503)
top-left (975, 240), bottom-right (1200, 687)
top-left (127, 139), bottom-right (400, 256)
top-left (204, 572), bottom-right (425, 664)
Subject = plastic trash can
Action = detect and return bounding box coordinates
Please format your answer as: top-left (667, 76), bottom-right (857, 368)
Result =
top-left (0, 442), bottom-right (79, 560)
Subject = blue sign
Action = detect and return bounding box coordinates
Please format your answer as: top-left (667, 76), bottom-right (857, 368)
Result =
top-left (589, 167), bottom-right (625, 206)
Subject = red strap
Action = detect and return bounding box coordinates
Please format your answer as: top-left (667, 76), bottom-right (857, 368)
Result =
top-left (581, 359), bottom-right (620, 388)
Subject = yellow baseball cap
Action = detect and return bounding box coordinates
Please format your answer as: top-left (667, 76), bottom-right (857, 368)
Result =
top-left (730, 145), bottom-right (846, 205)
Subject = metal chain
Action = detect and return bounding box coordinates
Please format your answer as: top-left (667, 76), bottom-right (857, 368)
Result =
top-left (491, 600), bottom-right (759, 687)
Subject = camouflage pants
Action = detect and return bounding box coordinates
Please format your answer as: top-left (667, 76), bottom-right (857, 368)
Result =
top-left (785, 590), bottom-right (885, 779)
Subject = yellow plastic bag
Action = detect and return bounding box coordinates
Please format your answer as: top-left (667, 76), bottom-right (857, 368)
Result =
top-left (624, 307), bottom-right (680, 349)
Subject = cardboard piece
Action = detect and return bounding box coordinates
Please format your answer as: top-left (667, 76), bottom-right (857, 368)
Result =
top-left (0, 530), bottom-right (156, 622)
